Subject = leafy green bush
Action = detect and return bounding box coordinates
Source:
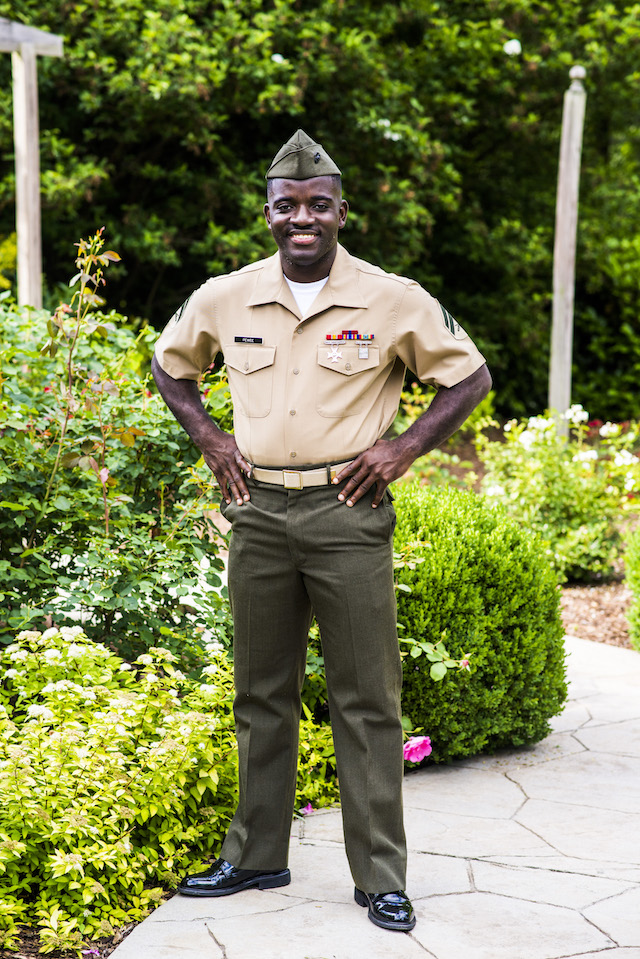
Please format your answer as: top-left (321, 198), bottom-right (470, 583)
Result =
top-left (0, 231), bottom-right (233, 661)
top-left (0, 234), bottom-right (16, 290)
top-left (0, 627), bottom-right (237, 953)
top-left (626, 528), bottom-right (640, 653)
top-left (0, 627), bottom-right (338, 954)
top-left (477, 407), bottom-right (640, 582)
top-left (393, 483), bottom-right (568, 761)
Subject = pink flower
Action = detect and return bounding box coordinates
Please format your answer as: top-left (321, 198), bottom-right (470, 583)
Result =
top-left (460, 659), bottom-right (470, 670)
top-left (300, 803), bottom-right (314, 816)
top-left (99, 467), bottom-right (109, 484)
top-left (403, 736), bottom-right (432, 763)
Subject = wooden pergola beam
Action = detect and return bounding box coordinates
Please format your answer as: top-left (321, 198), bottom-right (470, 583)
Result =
top-left (0, 17), bottom-right (63, 56)
top-left (0, 18), bottom-right (63, 309)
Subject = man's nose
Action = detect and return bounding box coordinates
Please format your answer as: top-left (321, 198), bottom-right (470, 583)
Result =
top-left (292, 205), bottom-right (313, 226)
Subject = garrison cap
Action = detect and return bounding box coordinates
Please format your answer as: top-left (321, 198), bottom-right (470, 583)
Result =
top-left (265, 128), bottom-right (341, 179)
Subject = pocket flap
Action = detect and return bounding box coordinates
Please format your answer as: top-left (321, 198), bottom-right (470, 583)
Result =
top-left (317, 344), bottom-right (380, 376)
top-left (224, 343), bottom-right (276, 374)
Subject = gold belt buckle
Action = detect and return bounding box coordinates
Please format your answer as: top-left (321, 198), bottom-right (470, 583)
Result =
top-left (283, 470), bottom-right (303, 490)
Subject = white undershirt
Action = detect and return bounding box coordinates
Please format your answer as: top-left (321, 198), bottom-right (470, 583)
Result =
top-left (284, 275), bottom-right (329, 316)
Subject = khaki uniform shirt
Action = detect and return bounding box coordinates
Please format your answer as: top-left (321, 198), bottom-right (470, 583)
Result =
top-left (154, 244), bottom-right (485, 467)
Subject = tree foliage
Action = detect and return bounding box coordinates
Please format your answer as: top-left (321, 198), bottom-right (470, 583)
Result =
top-left (1, 0), bottom-right (640, 418)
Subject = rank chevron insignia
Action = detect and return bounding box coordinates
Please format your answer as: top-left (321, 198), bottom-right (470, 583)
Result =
top-left (440, 304), bottom-right (461, 337)
top-left (171, 292), bottom-right (193, 325)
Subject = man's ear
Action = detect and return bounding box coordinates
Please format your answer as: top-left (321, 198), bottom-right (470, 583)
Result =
top-left (263, 203), bottom-right (272, 229)
top-left (339, 199), bottom-right (349, 229)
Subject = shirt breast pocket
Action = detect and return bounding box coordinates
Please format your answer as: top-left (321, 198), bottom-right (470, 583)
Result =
top-left (316, 344), bottom-right (380, 417)
top-left (224, 344), bottom-right (276, 418)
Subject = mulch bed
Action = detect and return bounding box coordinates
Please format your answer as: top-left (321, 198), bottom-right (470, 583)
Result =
top-left (561, 580), bottom-right (633, 649)
top-left (0, 924), bottom-right (136, 959)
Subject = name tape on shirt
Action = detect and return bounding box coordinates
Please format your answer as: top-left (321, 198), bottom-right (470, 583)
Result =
top-left (234, 336), bottom-right (263, 344)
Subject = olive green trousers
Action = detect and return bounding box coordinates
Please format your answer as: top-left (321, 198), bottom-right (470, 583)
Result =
top-left (219, 479), bottom-right (406, 893)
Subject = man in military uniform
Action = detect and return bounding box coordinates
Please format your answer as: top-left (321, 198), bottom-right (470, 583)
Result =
top-left (151, 130), bottom-right (491, 932)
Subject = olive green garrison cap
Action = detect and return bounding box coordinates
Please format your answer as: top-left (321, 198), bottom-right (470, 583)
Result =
top-left (265, 128), bottom-right (341, 179)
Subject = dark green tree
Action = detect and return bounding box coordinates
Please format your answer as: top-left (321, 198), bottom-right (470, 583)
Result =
top-left (1, 0), bottom-right (640, 418)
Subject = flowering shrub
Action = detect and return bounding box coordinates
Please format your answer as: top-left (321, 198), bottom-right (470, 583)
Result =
top-left (394, 483), bottom-right (567, 761)
top-left (626, 529), bottom-right (640, 652)
top-left (478, 406), bottom-right (640, 581)
top-left (0, 627), bottom-right (338, 954)
top-left (0, 231), bottom-right (233, 660)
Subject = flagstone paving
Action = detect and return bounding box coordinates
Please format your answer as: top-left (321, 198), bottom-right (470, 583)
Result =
top-left (111, 635), bottom-right (640, 959)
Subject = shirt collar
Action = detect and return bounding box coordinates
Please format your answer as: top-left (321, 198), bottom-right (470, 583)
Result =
top-left (245, 244), bottom-right (368, 317)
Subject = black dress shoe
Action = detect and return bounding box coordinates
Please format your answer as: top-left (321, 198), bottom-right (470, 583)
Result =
top-left (178, 857), bottom-right (291, 897)
top-left (354, 887), bottom-right (416, 931)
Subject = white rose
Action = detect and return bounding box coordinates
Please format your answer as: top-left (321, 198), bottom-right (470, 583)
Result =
top-left (599, 422), bottom-right (621, 438)
top-left (563, 404), bottom-right (589, 424)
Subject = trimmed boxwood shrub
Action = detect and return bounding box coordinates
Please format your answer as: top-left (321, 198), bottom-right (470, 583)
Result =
top-left (626, 528), bottom-right (640, 652)
top-left (394, 483), bottom-right (568, 762)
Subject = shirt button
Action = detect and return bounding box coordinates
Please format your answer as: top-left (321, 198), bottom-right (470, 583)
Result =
top-left (289, 409), bottom-right (296, 416)
top-left (345, 363), bottom-right (352, 370)
top-left (244, 362), bottom-right (250, 370)
top-left (296, 328), bottom-right (303, 334)
top-left (293, 368), bottom-right (300, 375)
top-left (290, 452), bottom-right (297, 458)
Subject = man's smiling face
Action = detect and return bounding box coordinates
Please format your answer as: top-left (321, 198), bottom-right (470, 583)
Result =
top-left (263, 176), bottom-right (348, 282)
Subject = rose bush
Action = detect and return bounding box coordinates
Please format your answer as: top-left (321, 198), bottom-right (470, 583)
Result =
top-left (0, 231), bottom-right (233, 663)
top-left (477, 406), bottom-right (640, 582)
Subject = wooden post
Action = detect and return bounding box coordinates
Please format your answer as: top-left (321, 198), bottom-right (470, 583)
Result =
top-left (548, 66), bottom-right (587, 437)
top-left (0, 18), bottom-right (63, 309)
top-left (12, 43), bottom-right (42, 309)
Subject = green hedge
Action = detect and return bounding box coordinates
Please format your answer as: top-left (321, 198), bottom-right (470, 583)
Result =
top-left (394, 483), bottom-right (568, 761)
top-left (626, 528), bottom-right (640, 652)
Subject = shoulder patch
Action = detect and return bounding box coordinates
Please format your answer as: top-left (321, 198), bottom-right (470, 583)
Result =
top-left (440, 304), bottom-right (465, 339)
top-left (170, 293), bottom-right (193, 326)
